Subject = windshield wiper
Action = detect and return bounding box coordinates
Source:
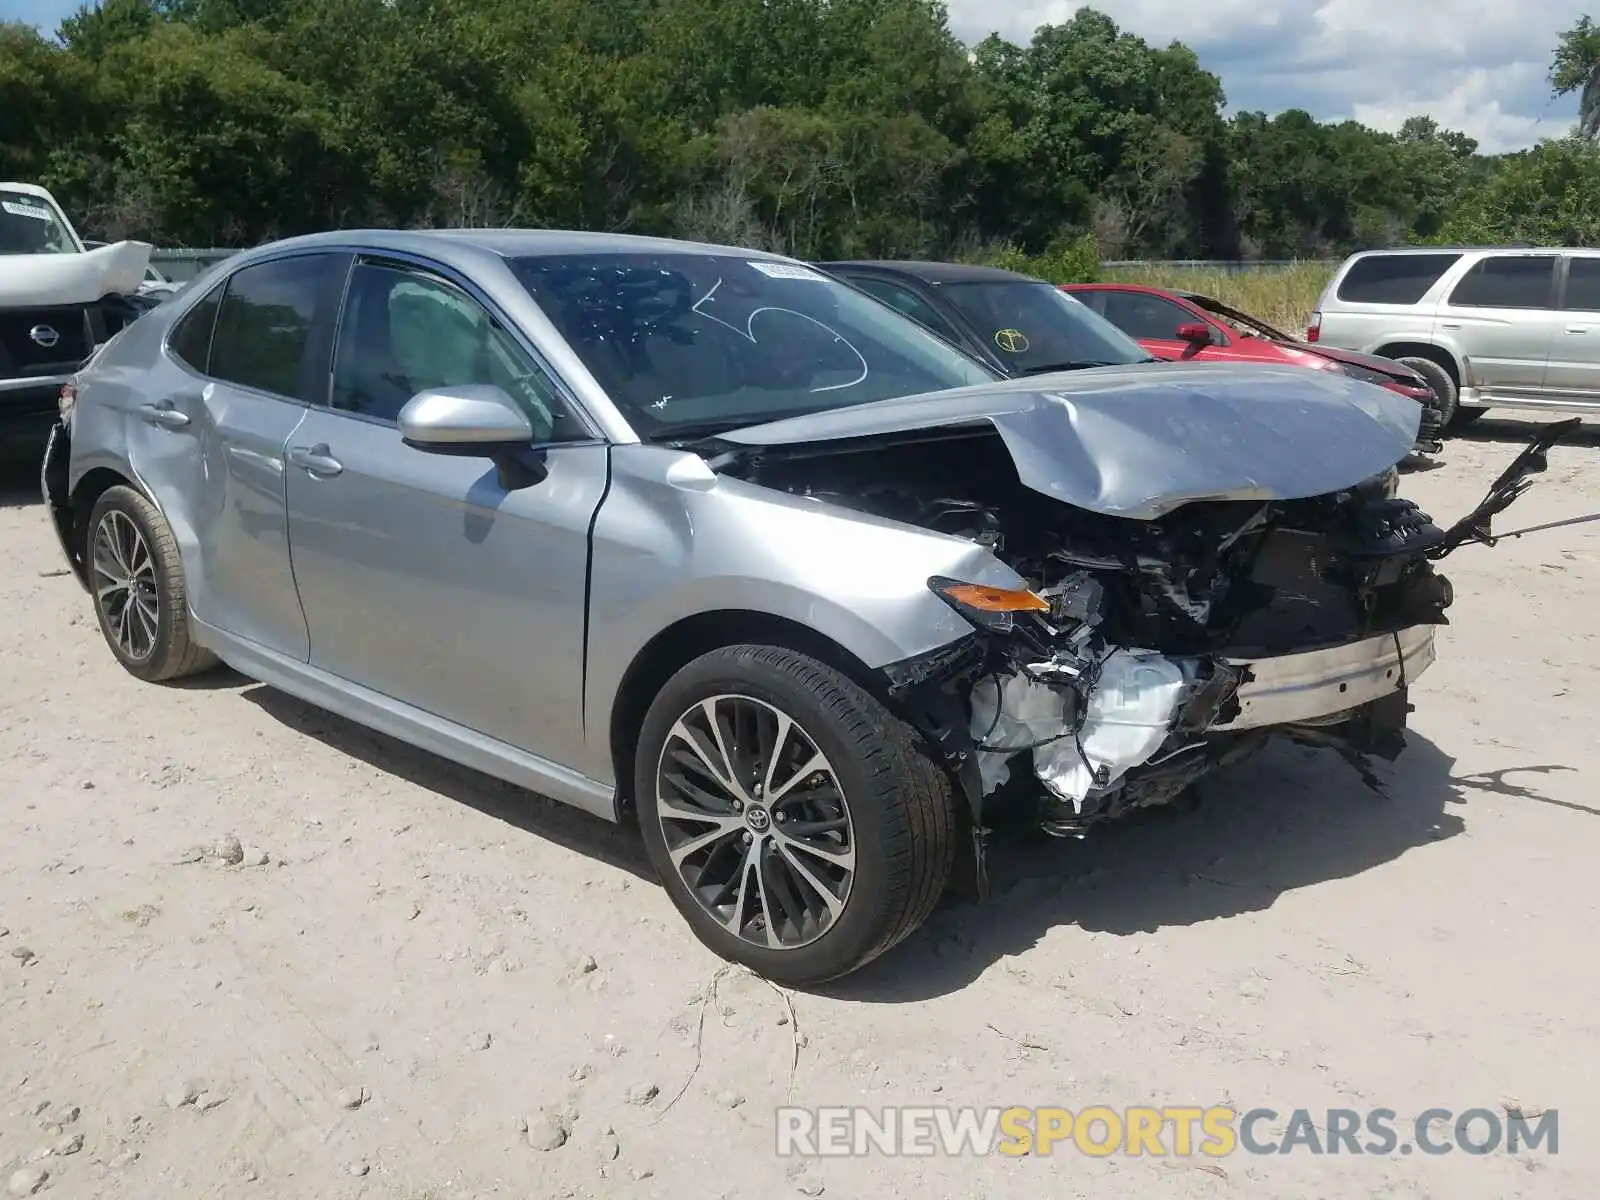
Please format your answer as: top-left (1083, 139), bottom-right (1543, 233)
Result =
top-left (653, 420), bottom-right (756, 449)
top-left (1019, 358), bottom-right (1150, 375)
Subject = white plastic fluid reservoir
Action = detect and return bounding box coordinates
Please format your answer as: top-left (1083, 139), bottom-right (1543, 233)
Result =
top-left (1035, 649), bottom-right (1190, 808)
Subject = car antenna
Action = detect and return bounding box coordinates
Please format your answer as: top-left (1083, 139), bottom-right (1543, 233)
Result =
top-left (1494, 511), bottom-right (1600, 541)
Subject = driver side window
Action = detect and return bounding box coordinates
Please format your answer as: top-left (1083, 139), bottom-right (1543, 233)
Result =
top-left (1097, 291), bottom-right (1194, 341)
top-left (850, 278), bottom-right (963, 344)
top-left (331, 262), bottom-right (587, 441)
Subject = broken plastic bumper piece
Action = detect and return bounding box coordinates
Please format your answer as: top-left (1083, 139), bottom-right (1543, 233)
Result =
top-left (1209, 626), bottom-right (1436, 732)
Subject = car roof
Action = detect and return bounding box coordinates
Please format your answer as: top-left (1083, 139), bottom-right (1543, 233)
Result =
top-left (225, 227), bottom-right (797, 265)
top-left (0, 181), bottom-right (58, 200)
top-left (1342, 245), bottom-right (1550, 255)
top-left (818, 260), bottom-right (1044, 285)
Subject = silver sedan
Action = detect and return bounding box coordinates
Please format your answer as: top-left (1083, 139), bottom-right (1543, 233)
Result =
top-left (40, 230), bottom-right (1570, 983)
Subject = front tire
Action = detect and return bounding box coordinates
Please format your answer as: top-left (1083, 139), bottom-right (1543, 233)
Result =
top-left (635, 645), bottom-right (957, 985)
top-left (86, 485), bottom-right (217, 682)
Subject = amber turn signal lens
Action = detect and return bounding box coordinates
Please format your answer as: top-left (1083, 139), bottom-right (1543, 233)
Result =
top-left (935, 582), bottom-right (1050, 613)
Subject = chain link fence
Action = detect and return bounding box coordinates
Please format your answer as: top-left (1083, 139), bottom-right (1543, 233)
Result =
top-left (148, 248), bottom-right (240, 281)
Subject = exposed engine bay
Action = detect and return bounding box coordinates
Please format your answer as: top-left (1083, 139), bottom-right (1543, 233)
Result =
top-left (718, 417), bottom-right (1577, 854)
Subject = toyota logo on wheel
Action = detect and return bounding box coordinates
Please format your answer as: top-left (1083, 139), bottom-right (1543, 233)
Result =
top-left (28, 325), bottom-right (61, 349)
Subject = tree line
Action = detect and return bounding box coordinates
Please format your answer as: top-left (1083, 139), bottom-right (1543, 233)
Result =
top-left (4, 0), bottom-right (1600, 267)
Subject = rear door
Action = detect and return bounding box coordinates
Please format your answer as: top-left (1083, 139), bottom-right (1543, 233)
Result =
top-left (1545, 254), bottom-right (1600, 407)
top-left (282, 255), bottom-right (607, 766)
top-left (1434, 253), bottom-right (1561, 397)
top-left (140, 252), bottom-right (347, 658)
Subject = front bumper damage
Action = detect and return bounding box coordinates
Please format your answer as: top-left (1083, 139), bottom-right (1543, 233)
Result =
top-left (1215, 625), bottom-right (1433, 732)
top-left (879, 419), bottom-right (1581, 898)
top-left (885, 623), bottom-right (1435, 897)
top-left (959, 626), bottom-right (1432, 822)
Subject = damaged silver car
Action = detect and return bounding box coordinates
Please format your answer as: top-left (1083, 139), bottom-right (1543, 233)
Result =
top-left (41, 231), bottom-right (1576, 985)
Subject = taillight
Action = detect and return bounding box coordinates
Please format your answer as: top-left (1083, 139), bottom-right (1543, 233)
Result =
top-left (58, 381), bottom-right (77, 418)
top-left (1306, 312), bottom-right (1321, 342)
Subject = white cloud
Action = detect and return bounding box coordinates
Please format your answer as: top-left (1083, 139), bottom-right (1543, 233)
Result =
top-left (1349, 65), bottom-right (1564, 154)
top-left (944, 0), bottom-right (1582, 152)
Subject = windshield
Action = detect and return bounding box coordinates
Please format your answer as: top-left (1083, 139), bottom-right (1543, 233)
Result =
top-left (938, 281), bottom-right (1151, 373)
top-left (510, 253), bottom-right (996, 438)
top-left (0, 189), bottom-right (79, 255)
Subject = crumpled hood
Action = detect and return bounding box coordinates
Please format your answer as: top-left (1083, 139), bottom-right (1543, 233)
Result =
top-left (0, 241), bottom-right (153, 307)
top-left (1289, 342), bottom-right (1426, 383)
top-left (715, 361), bottom-right (1420, 520)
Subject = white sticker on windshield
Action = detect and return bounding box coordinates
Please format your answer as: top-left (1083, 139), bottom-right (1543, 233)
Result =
top-left (1, 200), bottom-right (53, 221)
top-left (749, 261), bottom-right (828, 282)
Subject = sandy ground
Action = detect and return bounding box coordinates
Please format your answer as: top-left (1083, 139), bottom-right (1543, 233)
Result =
top-left (2, 417), bottom-right (1599, 1200)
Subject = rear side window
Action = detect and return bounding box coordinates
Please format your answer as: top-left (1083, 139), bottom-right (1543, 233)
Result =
top-left (1565, 258), bottom-right (1600, 311)
top-left (210, 255), bottom-right (336, 399)
top-left (1336, 254), bottom-right (1462, 304)
top-left (1447, 255), bottom-right (1558, 310)
top-left (168, 284), bottom-right (222, 373)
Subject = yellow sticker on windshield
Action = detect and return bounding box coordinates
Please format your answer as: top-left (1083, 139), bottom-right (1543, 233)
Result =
top-left (995, 328), bottom-right (1030, 354)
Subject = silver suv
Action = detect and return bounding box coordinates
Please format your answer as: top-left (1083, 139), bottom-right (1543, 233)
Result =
top-left (1309, 247), bottom-right (1600, 429)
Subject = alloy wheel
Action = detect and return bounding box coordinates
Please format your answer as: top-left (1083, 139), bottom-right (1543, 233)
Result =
top-left (654, 694), bottom-right (857, 950)
top-left (91, 510), bottom-right (159, 661)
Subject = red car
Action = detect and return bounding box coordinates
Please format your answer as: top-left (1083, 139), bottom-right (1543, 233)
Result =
top-left (1064, 283), bottom-right (1444, 452)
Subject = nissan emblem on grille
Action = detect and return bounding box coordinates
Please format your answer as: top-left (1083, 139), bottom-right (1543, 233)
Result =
top-left (29, 324), bottom-right (61, 349)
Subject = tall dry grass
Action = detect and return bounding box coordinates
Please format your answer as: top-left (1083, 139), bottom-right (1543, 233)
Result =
top-left (1099, 262), bottom-right (1337, 337)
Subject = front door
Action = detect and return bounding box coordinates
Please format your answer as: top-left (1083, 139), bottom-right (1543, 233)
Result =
top-left (283, 257), bottom-right (608, 766)
top-left (1091, 289), bottom-right (1224, 361)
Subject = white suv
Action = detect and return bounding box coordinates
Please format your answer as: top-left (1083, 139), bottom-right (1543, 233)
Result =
top-left (1308, 247), bottom-right (1600, 430)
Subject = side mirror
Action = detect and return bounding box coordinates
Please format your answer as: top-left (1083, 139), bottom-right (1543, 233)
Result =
top-left (1175, 322), bottom-right (1213, 345)
top-left (399, 385), bottom-right (533, 453)
top-left (398, 385), bottom-right (546, 489)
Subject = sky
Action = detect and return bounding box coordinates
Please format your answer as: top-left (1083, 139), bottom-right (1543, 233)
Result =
top-left (947, 0), bottom-right (1585, 153)
top-left (0, 0), bottom-right (1585, 154)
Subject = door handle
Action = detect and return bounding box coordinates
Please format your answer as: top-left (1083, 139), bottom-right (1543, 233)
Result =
top-left (1440, 321), bottom-right (1462, 330)
top-left (138, 401), bottom-right (190, 430)
top-left (287, 443), bottom-right (344, 478)
top-left (1566, 326), bottom-right (1589, 334)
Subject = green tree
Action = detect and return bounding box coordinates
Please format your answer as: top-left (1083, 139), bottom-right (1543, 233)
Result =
top-left (1439, 137), bottom-right (1600, 244)
top-left (2, 1), bottom-right (1550, 256)
top-left (969, 7), bottom-right (1225, 256)
top-left (1551, 15), bottom-right (1600, 140)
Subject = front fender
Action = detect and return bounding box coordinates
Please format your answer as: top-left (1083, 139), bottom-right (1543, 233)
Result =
top-left (579, 444), bottom-right (1022, 782)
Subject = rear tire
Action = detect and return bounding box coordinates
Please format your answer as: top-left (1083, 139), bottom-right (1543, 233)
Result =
top-left (1396, 355), bottom-right (1458, 429)
top-left (635, 644), bottom-right (957, 986)
top-left (86, 485), bottom-right (218, 682)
